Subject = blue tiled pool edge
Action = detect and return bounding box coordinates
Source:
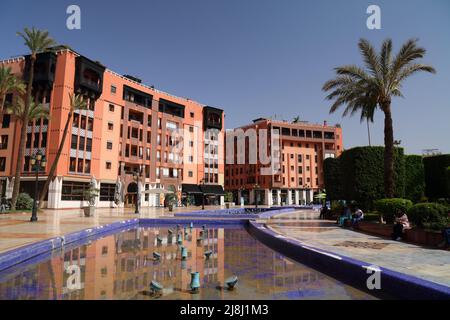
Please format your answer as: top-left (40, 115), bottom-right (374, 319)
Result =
top-left (247, 221), bottom-right (450, 300)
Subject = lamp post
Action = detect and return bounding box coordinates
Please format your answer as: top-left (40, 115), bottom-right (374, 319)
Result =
top-left (253, 184), bottom-right (260, 209)
top-left (201, 179), bottom-right (205, 210)
top-left (133, 165), bottom-right (143, 214)
top-left (30, 150), bottom-right (46, 222)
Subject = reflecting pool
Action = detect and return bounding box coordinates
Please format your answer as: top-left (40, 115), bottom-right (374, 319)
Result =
top-left (0, 225), bottom-right (377, 300)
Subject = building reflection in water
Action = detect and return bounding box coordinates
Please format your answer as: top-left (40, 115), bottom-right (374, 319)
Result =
top-left (0, 226), bottom-right (374, 300)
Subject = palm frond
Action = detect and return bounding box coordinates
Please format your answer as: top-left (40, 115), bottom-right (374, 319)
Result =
top-left (358, 39), bottom-right (382, 78)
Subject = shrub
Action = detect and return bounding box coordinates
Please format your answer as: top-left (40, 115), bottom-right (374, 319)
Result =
top-left (407, 203), bottom-right (450, 230)
top-left (404, 155), bottom-right (425, 202)
top-left (340, 147), bottom-right (405, 208)
top-left (224, 192), bottom-right (234, 203)
top-left (323, 157), bottom-right (342, 201)
top-left (374, 198), bottom-right (413, 224)
top-left (16, 193), bottom-right (34, 210)
top-left (423, 154), bottom-right (450, 200)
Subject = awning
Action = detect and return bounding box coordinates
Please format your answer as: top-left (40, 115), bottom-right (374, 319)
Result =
top-left (200, 184), bottom-right (225, 196)
top-left (182, 184), bottom-right (202, 194)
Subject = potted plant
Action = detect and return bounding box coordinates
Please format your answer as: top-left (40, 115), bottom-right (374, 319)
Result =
top-left (83, 186), bottom-right (99, 217)
top-left (224, 192), bottom-right (234, 209)
top-left (165, 193), bottom-right (177, 212)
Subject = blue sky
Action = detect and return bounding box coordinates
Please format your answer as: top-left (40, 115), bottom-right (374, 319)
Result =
top-left (1, 0), bottom-right (449, 154)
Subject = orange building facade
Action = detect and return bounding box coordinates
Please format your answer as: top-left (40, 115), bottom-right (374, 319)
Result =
top-left (225, 118), bottom-right (343, 205)
top-left (0, 48), bottom-right (225, 209)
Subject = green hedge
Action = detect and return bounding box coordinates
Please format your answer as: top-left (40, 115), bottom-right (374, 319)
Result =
top-left (323, 157), bottom-right (342, 201)
top-left (407, 203), bottom-right (450, 230)
top-left (339, 146), bottom-right (405, 208)
top-left (374, 198), bottom-right (413, 223)
top-left (404, 155), bottom-right (425, 202)
top-left (424, 154), bottom-right (450, 200)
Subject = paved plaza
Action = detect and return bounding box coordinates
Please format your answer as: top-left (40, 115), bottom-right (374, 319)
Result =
top-left (267, 211), bottom-right (450, 287)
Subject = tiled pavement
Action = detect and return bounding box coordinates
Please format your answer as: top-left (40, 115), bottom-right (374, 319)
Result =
top-left (267, 211), bottom-right (450, 287)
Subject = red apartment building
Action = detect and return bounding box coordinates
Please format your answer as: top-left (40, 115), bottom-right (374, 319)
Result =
top-left (0, 47), bottom-right (225, 209)
top-left (225, 118), bottom-right (343, 205)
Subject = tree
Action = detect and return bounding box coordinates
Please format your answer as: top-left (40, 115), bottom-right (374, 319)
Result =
top-left (11, 27), bottom-right (56, 209)
top-left (292, 116), bottom-right (301, 123)
top-left (38, 93), bottom-right (87, 207)
top-left (323, 38), bottom-right (435, 198)
top-left (6, 98), bottom-right (50, 128)
top-left (0, 66), bottom-right (25, 110)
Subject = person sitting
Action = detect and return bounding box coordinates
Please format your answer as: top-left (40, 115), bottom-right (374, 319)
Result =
top-left (319, 205), bottom-right (328, 220)
top-left (392, 210), bottom-right (411, 241)
top-left (352, 207), bottom-right (364, 226)
top-left (338, 206), bottom-right (352, 226)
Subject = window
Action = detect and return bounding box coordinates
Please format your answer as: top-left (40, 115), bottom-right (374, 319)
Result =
top-left (0, 135), bottom-right (8, 149)
top-left (111, 85), bottom-right (117, 94)
top-left (80, 116), bottom-right (87, 130)
top-left (188, 155), bottom-right (194, 162)
top-left (298, 167), bottom-right (303, 174)
top-left (26, 133), bottom-right (32, 148)
top-left (1, 114), bottom-right (10, 128)
top-left (109, 104), bottom-right (115, 112)
top-left (69, 157), bottom-right (76, 172)
top-left (105, 161), bottom-right (112, 170)
top-left (190, 112), bottom-right (194, 118)
top-left (107, 141), bottom-right (113, 150)
top-left (41, 132), bottom-right (47, 148)
top-left (73, 113), bottom-right (79, 128)
top-left (71, 134), bottom-right (78, 149)
top-left (147, 115), bottom-right (152, 126)
top-left (189, 126), bottom-right (194, 133)
top-left (79, 137), bottom-right (85, 151)
top-left (189, 141), bottom-right (194, 147)
top-left (61, 181), bottom-right (90, 201)
top-left (33, 132), bottom-right (39, 148)
top-left (100, 183), bottom-right (115, 201)
top-left (306, 155), bottom-right (310, 160)
top-left (84, 159), bottom-right (91, 173)
top-left (87, 118), bottom-right (94, 131)
top-left (86, 138), bottom-right (92, 152)
top-left (77, 159), bottom-right (84, 173)
top-left (0, 157), bottom-right (5, 171)
top-left (108, 122), bottom-right (113, 130)
top-left (23, 156), bottom-right (30, 171)
top-left (188, 171), bottom-right (193, 177)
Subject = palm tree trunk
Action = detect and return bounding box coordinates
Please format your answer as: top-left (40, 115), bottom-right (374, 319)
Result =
top-left (383, 103), bottom-right (395, 198)
top-left (38, 111), bottom-right (73, 208)
top-left (367, 119), bottom-right (371, 146)
top-left (11, 56), bottom-right (35, 210)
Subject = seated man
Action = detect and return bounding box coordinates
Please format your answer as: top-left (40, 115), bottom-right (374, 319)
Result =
top-left (352, 207), bottom-right (364, 225)
top-left (392, 210), bottom-right (411, 241)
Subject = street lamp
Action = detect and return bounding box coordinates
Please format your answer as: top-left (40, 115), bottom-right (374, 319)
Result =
top-left (133, 165), bottom-right (143, 214)
top-left (30, 150), bottom-right (46, 222)
top-left (254, 184), bottom-right (260, 209)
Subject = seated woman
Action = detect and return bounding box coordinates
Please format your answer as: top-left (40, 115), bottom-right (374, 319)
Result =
top-left (351, 207), bottom-right (364, 226)
top-left (392, 210), bottom-right (411, 241)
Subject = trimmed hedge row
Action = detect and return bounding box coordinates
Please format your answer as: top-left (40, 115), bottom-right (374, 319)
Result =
top-left (404, 155), bottom-right (425, 202)
top-left (325, 146), bottom-right (405, 207)
top-left (424, 154), bottom-right (450, 199)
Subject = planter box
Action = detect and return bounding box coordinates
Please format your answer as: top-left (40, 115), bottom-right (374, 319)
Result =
top-left (83, 206), bottom-right (95, 217)
top-left (356, 221), bottom-right (444, 247)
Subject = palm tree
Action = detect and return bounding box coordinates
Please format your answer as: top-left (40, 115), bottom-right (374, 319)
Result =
top-left (292, 116), bottom-right (301, 123)
top-left (323, 38), bottom-right (435, 198)
top-left (6, 98), bottom-right (50, 127)
top-left (38, 93), bottom-right (87, 207)
top-left (11, 27), bottom-right (56, 210)
top-left (0, 66), bottom-right (25, 110)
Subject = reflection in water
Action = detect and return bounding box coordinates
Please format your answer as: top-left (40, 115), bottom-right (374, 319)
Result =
top-left (0, 226), bottom-right (376, 300)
